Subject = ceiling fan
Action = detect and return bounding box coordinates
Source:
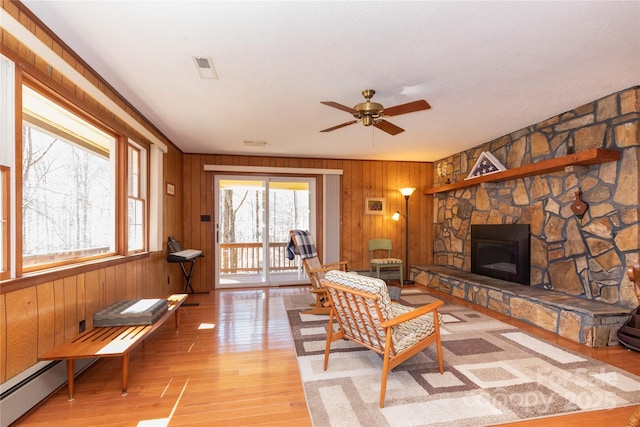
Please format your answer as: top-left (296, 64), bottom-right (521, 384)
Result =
top-left (320, 89), bottom-right (431, 135)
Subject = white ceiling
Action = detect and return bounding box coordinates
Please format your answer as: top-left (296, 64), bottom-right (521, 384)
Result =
top-left (22, 1), bottom-right (640, 162)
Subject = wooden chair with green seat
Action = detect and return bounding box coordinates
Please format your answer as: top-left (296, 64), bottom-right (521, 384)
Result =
top-left (369, 238), bottom-right (403, 284)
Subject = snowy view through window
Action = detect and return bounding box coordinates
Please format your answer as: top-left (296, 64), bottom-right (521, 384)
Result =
top-left (22, 86), bottom-right (115, 268)
top-left (220, 184), bottom-right (309, 244)
top-left (218, 179), bottom-right (311, 276)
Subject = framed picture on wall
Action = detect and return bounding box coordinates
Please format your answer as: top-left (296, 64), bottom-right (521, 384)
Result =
top-left (365, 197), bottom-right (385, 215)
top-left (166, 182), bottom-right (175, 196)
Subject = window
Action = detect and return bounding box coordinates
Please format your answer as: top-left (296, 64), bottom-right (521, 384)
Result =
top-left (22, 85), bottom-right (116, 270)
top-left (0, 61), bottom-right (157, 281)
top-left (1, 55), bottom-right (14, 280)
top-left (1, 167), bottom-right (9, 279)
top-left (127, 142), bottom-right (147, 253)
top-left (215, 176), bottom-right (315, 287)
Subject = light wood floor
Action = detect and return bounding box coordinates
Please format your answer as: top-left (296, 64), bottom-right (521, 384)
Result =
top-left (15, 285), bottom-right (640, 426)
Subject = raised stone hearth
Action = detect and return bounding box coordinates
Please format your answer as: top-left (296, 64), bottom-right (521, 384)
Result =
top-left (414, 265), bottom-right (632, 347)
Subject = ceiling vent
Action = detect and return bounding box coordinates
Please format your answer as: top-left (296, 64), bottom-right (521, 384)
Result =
top-left (192, 56), bottom-right (218, 80)
top-left (244, 140), bottom-right (267, 148)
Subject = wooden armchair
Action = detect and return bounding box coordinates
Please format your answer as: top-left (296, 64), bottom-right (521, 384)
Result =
top-left (624, 261), bottom-right (640, 427)
top-left (321, 270), bottom-right (444, 408)
top-left (288, 230), bottom-right (348, 315)
top-left (629, 261), bottom-right (640, 306)
top-left (619, 261), bottom-right (640, 351)
top-left (629, 404), bottom-right (640, 427)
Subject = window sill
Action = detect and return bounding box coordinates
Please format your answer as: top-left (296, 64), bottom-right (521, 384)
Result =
top-left (0, 252), bottom-right (151, 294)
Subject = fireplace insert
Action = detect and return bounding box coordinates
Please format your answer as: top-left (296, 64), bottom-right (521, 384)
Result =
top-left (471, 224), bottom-right (530, 285)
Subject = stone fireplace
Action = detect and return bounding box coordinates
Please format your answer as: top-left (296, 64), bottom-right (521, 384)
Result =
top-left (414, 86), bottom-right (639, 347)
top-left (429, 86), bottom-right (639, 308)
top-left (471, 224), bottom-right (530, 285)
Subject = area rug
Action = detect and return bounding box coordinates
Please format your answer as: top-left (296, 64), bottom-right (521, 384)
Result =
top-left (285, 289), bottom-right (640, 427)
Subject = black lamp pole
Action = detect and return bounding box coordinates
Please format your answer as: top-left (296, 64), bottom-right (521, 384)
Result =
top-left (399, 188), bottom-right (415, 284)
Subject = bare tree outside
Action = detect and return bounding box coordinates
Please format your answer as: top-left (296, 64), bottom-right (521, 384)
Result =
top-left (222, 188), bottom-right (250, 269)
top-left (218, 179), bottom-right (310, 275)
top-left (22, 126), bottom-right (58, 253)
top-left (222, 189), bottom-right (250, 243)
top-left (22, 122), bottom-right (113, 266)
top-left (269, 187), bottom-right (308, 240)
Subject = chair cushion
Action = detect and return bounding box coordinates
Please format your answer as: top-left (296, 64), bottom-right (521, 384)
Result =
top-left (325, 270), bottom-right (394, 319)
top-left (324, 270), bottom-right (442, 355)
top-left (370, 258), bottom-right (403, 265)
top-left (391, 305), bottom-right (439, 353)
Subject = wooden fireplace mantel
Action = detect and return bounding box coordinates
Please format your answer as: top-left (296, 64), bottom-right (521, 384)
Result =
top-left (424, 148), bottom-right (620, 195)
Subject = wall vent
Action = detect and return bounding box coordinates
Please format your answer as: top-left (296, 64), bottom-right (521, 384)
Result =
top-left (243, 140), bottom-right (267, 147)
top-left (192, 56), bottom-right (218, 80)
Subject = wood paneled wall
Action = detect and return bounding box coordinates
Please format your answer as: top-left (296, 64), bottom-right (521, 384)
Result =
top-left (164, 143), bottom-right (186, 287)
top-left (182, 154), bottom-right (434, 291)
top-left (0, 0), bottom-right (433, 388)
top-left (0, 252), bottom-right (187, 383)
top-left (0, 1), bottom-right (186, 385)
top-left (0, 140), bottom-right (185, 385)
top-left (0, 144), bottom-right (185, 384)
top-left (0, 141), bottom-right (184, 383)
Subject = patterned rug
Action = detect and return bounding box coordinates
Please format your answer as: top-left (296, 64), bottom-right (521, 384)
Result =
top-left (285, 289), bottom-right (640, 427)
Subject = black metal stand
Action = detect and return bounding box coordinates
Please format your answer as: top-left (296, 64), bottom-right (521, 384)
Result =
top-left (174, 256), bottom-right (208, 306)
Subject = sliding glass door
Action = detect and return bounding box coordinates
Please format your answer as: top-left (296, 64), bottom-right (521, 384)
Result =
top-left (215, 175), bottom-right (315, 288)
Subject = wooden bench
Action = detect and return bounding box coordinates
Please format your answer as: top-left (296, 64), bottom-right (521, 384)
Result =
top-left (39, 293), bottom-right (188, 400)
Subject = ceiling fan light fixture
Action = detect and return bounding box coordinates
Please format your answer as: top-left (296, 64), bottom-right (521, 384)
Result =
top-left (320, 88), bottom-right (430, 135)
top-left (354, 100), bottom-right (384, 115)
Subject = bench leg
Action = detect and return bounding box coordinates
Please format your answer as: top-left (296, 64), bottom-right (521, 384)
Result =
top-left (66, 359), bottom-right (75, 401)
top-left (174, 307), bottom-right (180, 331)
top-left (121, 354), bottom-right (129, 396)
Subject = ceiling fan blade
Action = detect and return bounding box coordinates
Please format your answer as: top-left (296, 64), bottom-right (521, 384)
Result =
top-left (320, 120), bottom-right (358, 132)
top-left (374, 120), bottom-right (404, 135)
top-left (321, 101), bottom-right (357, 114)
top-left (383, 99), bottom-right (431, 117)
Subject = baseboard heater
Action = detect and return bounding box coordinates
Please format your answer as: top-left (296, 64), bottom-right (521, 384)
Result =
top-left (0, 358), bottom-right (95, 426)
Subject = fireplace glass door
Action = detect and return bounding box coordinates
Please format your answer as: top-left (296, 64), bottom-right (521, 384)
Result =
top-left (471, 224), bottom-right (530, 285)
top-left (475, 239), bottom-right (518, 275)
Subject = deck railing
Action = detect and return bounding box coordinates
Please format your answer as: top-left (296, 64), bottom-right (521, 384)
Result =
top-left (220, 242), bottom-right (299, 274)
top-left (23, 243), bottom-right (299, 275)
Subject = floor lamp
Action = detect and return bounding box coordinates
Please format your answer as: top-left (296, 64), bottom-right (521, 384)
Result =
top-left (392, 187), bottom-right (416, 284)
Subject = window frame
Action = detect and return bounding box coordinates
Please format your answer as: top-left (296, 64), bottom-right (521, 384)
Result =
top-left (20, 81), bottom-right (118, 272)
top-left (1, 53), bottom-right (15, 281)
top-left (0, 166), bottom-right (10, 281)
top-left (127, 141), bottom-right (148, 254)
top-left (5, 73), bottom-right (152, 277)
